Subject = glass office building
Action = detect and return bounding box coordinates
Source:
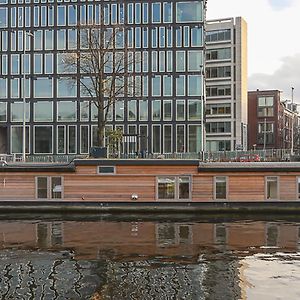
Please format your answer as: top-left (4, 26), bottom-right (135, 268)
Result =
top-left (0, 0), bottom-right (206, 155)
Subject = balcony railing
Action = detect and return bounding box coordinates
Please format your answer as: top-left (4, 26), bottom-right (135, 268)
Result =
top-left (0, 149), bottom-right (295, 164)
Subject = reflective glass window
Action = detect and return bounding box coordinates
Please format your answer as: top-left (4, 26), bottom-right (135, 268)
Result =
top-left (34, 126), bottom-right (52, 154)
top-left (57, 101), bottom-right (77, 122)
top-left (34, 78), bottom-right (53, 98)
top-left (176, 1), bottom-right (203, 22)
top-left (34, 101), bottom-right (53, 122)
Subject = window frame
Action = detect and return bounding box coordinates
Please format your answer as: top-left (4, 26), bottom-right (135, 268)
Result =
top-left (214, 176), bottom-right (228, 201)
top-left (35, 176), bottom-right (64, 200)
top-left (97, 165), bottom-right (116, 175)
top-left (265, 176), bottom-right (279, 200)
top-left (33, 125), bottom-right (53, 154)
top-left (176, 1), bottom-right (203, 23)
top-left (156, 175), bottom-right (192, 201)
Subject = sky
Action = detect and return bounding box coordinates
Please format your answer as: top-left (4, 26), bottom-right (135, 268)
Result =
top-left (206, 0), bottom-right (300, 101)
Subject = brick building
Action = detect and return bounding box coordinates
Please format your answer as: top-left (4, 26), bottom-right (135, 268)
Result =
top-left (248, 90), bottom-right (299, 150)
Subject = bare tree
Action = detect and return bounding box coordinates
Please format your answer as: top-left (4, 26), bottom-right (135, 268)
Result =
top-left (61, 24), bottom-right (138, 148)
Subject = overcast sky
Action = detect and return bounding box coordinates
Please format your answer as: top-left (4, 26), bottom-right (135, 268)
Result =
top-left (206, 0), bottom-right (300, 101)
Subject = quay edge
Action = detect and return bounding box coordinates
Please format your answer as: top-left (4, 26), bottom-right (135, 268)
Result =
top-left (1, 201), bottom-right (300, 214)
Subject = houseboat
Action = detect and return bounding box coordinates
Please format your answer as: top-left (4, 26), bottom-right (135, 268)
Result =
top-left (1, 159), bottom-right (300, 207)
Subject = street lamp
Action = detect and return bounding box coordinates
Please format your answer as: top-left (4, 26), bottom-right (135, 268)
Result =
top-left (22, 30), bottom-right (33, 162)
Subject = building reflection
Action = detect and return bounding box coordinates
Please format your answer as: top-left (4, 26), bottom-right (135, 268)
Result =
top-left (36, 222), bottom-right (63, 248)
top-left (0, 218), bottom-right (300, 299)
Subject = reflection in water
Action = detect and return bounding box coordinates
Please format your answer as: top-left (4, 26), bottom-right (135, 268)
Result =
top-left (0, 250), bottom-right (105, 300)
top-left (97, 261), bottom-right (207, 300)
top-left (0, 218), bottom-right (300, 299)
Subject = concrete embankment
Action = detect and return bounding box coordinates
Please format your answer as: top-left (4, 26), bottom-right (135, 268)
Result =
top-left (1, 201), bottom-right (300, 214)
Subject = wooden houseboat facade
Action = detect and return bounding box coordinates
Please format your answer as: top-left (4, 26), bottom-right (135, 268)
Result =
top-left (1, 160), bottom-right (300, 202)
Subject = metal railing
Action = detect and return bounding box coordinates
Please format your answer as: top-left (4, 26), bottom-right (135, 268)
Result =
top-left (203, 149), bottom-right (292, 162)
top-left (0, 149), bottom-right (295, 163)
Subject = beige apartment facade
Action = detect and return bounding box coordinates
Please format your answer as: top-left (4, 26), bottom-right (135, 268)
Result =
top-left (206, 17), bottom-right (248, 151)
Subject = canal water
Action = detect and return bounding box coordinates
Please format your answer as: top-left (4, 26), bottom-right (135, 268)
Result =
top-left (0, 215), bottom-right (300, 300)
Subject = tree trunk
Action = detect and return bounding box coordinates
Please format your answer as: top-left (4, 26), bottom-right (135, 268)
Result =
top-left (97, 105), bottom-right (105, 148)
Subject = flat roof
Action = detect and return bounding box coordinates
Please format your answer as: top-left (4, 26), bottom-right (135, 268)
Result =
top-left (198, 162), bottom-right (300, 172)
top-left (73, 159), bottom-right (200, 166)
top-left (0, 162), bottom-right (75, 172)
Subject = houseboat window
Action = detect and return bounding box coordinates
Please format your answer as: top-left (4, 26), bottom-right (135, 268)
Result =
top-left (266, 177), bottom-right (278, 200)
top-left (157, 176), bottom-right (191, 200)
top-left (37, 177), bottom-right (48, 199)
top-left (158, 177), bottom-right (175, 199)
top-left (179, 176), bottom-right (190, 199)
top-left (36, 176), bottom-right (63, 199)
top-left (97, 166), bottom-right (116, 174)
top-left (215, 176), bottom-right (227, 200)
top-left (51, 177), bottom-right (62, 199)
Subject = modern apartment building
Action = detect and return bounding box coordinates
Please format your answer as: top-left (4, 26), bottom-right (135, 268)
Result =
top-left (0, 0), bottom-right (206, 156)
top-left (205, 17), bottom-right (248, 151)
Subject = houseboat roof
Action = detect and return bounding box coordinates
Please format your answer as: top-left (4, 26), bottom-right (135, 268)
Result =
top-left (2, 160), bottom-right (300, 173)
top-left (73, 159), bottom-right (200, 166)
top-left (0, 162), bottom-right (75, 172)
top-left (198, 162), bottom-right (300, 172)
top-left (0, 159), bottom-right (200, 172)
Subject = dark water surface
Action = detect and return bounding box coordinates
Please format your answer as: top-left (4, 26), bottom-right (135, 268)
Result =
top-left (0, 215), bottom-right (300, 299)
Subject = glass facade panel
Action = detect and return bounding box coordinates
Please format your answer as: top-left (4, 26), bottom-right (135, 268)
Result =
top-left (164, 125), bottom-right (172, 153)
top-left (68, 125), bottom-right (76, 154)
top-left (153, 125), bottom-right (161, 153)
top-left (188, 51), bottom-right (202, 71)
top-left (57, 78), bottom-right (77, 98)
top-left (176, 100), bottom-right (185, 121)
top-left (189, 125), bottom-right (201, 152)
top-left (188, 100), bottom-right (201, 120)
top-left (128, 100), bottom-right (137, 121)
top-left (11, 126), bottom-right (29, 154)
top-left (57, 126), bottom-right (65, 154)
top-left (34, 78), bottom-right (53, 98)
top-left (0, 102), bottom-right (6, 122)
top-left (34, 101), bottom-right (53, 122)
top-left (139, 100), bottom-right (148, 121)
top-left (34, 126), bottom-right (52, 154)
top-left (11, 102), bottom-right (30, 122)
top-left (176, 2), bottom-right (203, 22)
top-left (80, 101), bottom-right (89, 121)
top-left (188, 75), bottom-right (202, 96)
top-left (152, 100), bottom-right (161, 121)
top-left (0, 79), bottom-right (7, 99)
top-left (80, 125), bottom-right (89, 154)
top-left (57, 101), bottom-right (76, 122)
